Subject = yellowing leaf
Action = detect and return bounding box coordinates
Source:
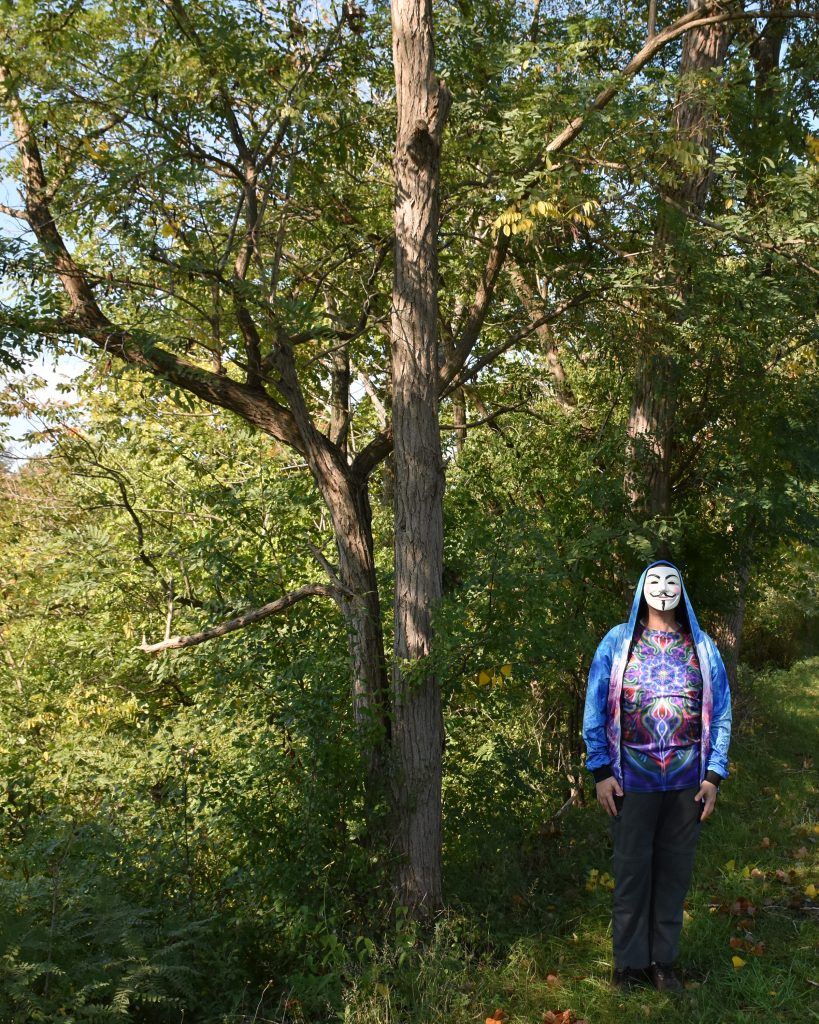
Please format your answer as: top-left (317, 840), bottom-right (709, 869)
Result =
top-left (478, 670), bottom-right (492, 686)
top-left (724, 859), bottom-right (736, 872)
top-left (731, 956), bottom-right (746, 969)
top-left (805, 883), bottom-right (817, 898)
top-left (500, 664), bottom-right (512, 677)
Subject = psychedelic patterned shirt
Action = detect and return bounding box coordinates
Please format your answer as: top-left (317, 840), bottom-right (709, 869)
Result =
top-left (621, 624), bottom-right (703, 792)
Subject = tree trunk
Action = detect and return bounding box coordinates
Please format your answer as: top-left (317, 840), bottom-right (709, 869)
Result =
top-left (509, 264), bottom-right (576, 410)
top-left (389, 0), bottom-right (450, 917)
top-left (625, 351), bottom-right (678, 517)
top-left (713, 6), bottom-right (787, 682)
top-left (268, 345), bottom-right (392, 827)
top-left (328, 347), bottom-right (351, 452)
top-left (451, 389), bottom-right (467, 453)
top-left (625, 0), bottom-right (731, 519)
top-left (715, 549), bottom-right (752, 688)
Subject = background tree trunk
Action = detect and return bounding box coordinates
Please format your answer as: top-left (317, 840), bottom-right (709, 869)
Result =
top-left (625, 0), bottom-right (731, 519)
top-left (389, 0), bottom-right (451, 917)
top-left (715, 544), bottom-right (753, 688)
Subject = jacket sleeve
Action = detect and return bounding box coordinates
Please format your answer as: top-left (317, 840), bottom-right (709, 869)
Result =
top-left (582, 626), bottom-right (620, 774)
top-left (704, 633), bottom-right (732, 780)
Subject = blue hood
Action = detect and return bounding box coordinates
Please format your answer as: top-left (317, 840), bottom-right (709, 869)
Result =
top-left (625, 560), bottom-right (705, 647)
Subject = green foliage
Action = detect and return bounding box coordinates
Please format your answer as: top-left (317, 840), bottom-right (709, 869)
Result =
top-left (0, 376), bottom-right (384, 1021)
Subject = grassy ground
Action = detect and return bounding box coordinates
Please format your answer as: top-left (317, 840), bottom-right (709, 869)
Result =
top-left (341, 659), bottom-right (818, 1024)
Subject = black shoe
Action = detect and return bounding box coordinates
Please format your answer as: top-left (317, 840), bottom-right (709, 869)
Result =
top-left (649, 961), bottom-right (683, 992)
top-left (612, 966), bottom-right (647, 991)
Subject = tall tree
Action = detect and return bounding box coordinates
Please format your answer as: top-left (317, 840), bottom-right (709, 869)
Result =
top-left (624, 0), bottom-right (732, 519)
top-left (389, 0), bottom-right (450, 915)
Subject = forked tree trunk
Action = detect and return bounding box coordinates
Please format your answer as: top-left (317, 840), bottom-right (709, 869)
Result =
top-left (389, 0), bottom-right (451, 916)
top-left (625, 0), bottom-right (730, 518)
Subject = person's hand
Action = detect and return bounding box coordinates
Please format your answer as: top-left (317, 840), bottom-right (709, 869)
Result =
top-left (595, 776), bottom-right (623, 817)
top-left (694, 779), bottom-right (718, 821)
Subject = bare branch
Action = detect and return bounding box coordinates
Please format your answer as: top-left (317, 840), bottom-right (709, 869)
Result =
top-left (356, 368), bottom-right (388, 428)
top-left (438, 231), bottom-right (509, 391)
top-left (540, 5), bottom-right (819, 160)
top-left (138, 583), bottom-right (344, 653)
top-left (445, 290), bottom-right (591, 394)
top-left (305, 540), bottom-right (351, 593)
top-left (439, 402), bottom-right (528, 431)
top-left (0, 202), bottom-right (28, 220)
top-left (508, 261), bottom-right (577, 409)
top-left (164, 576), bottom-right (175, 642)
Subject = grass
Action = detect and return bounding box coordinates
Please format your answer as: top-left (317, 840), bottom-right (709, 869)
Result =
top-left (339, 658), bottom-right (819, 1024)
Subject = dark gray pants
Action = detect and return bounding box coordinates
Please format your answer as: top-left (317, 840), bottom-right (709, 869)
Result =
top-left (610, 786), bottom-right (702, 969)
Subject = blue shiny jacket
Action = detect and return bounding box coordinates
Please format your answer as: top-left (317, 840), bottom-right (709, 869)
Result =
top-left (582, 561), bottom-right (732, 786)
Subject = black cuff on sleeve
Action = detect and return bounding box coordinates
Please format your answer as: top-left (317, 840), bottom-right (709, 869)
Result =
top-left (592, 765), bottom-right (614, 784)
top-left (704, 770), bottom-right (723, 787)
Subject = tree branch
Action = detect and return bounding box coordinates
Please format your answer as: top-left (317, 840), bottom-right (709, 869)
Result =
top-left (507, 261), bottom-right (578, 409)
top-left (138, 583), bottom-right (344, 653)
top-left (445, 289), bottom-right (591, 395)
top-left (0, 202), bottom-right (29, 221)
top-left (539, 4), bottom-right (819, 160)
top-left (439, 2), bottom-right (819, 405)
top-left (439, 402), bottom-right (528, 431)
top-left (0, 67), bottom-right (304, 452)
top-left (438, 231), bottom-right (509, 391)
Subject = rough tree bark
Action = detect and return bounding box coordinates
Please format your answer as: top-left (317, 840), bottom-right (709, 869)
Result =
top-left (625, 0), bottom-right (732, 518)
top-left (389, 0), bottom-right (451, 916)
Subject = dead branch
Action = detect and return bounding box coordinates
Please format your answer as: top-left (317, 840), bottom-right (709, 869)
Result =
top-left (138, 582), bottom-right (344, 653)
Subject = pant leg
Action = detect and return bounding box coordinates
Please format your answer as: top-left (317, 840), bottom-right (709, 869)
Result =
top-left (649, 786), bottom-right (702, 964)
top-left (610, 791), bottom-right (663, 969)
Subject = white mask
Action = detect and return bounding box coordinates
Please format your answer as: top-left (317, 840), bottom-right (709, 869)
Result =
top-left (643, 566), bottom-right (682, 612)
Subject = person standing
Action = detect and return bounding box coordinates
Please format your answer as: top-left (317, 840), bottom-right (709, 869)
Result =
top-left (582, 561), bottom-right (732, 992)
